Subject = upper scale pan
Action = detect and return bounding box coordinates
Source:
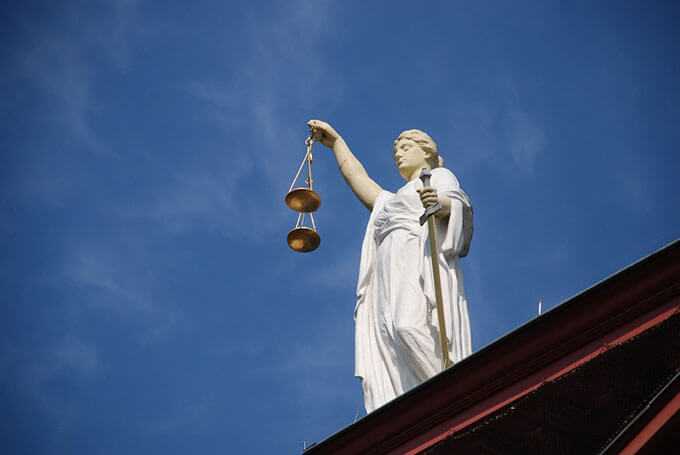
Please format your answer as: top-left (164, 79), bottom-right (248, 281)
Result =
top-left (285, 187), bottom-right (321, 213)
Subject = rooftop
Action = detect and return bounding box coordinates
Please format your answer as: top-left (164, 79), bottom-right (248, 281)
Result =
top-left (305, 240), bottom-right (680, 454)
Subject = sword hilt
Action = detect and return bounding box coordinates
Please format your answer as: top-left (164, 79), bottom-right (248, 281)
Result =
top-left (419, 168), bottom-right (441, 225)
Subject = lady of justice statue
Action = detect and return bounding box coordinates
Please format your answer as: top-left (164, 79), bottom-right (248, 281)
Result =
top-left (308, 119), bottom-right (473, 413)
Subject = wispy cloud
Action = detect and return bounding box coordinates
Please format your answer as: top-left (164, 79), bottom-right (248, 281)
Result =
top-left (614, 168), bottom-right (655, 214)
top-left (3, 336), bottom-right (101, 432)
top-left (161, 0), bottom-right (342, 239)
top-left (145, 169), bottom-right (243, 236)
top-left (65, 244), bottom-right (152, 313)
top-left (63, 242), bottom-right (185, 345)
top-left (274, 312), bottom-right (358, 413)
top-left (446, 76), bottom-right (546, 175)
top-left (3, 1), bottom-right (145, 215)
top-left (145, 393), bottom-right (218, 434)
top-left (50, 337), bottom-right (101, 378)
top-left (309, 247), bottom-right (362, 289)
top-left (505, 108), bottom-right (546, 173)
top-left (21, 38), bottom-right (108, 156)
top-left (104, 0), bottom-right (141, 71)
top-left (11, 1), bottom-right (141, 157)
top-left (4, 0), bottom-right (176, 353)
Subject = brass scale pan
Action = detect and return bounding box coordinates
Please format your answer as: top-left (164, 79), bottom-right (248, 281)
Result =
top-left (285, 187), bottom-right (320, 213)
top-left (286, 225), bottom-right (320, 253)
top-left (285, 136), bottom-right (321, 253)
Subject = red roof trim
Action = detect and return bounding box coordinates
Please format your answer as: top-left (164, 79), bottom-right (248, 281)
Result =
top-left (619, 390), bottom-right (680, 455)
top-left (307, 241), bottom-right (680, 454)
top-left (397, 298), bottom-right (680, 454)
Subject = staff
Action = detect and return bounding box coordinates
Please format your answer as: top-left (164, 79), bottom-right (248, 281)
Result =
top-left (419, 168), bottom-right (452, 370)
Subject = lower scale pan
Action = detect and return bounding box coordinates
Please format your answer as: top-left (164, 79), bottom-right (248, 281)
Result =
top-left (285, 188), bottom-right (321, 213)
top-left (287, 227), bottom-right (320, 253)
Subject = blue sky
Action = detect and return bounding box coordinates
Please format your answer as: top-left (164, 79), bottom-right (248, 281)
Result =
top-left (2, 1), bottom-right (679, 453)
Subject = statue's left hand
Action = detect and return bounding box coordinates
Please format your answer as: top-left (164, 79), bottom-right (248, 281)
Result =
top-left (417, 186), bottom-right (439, 209)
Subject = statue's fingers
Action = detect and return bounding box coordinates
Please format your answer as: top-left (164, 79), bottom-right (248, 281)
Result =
top-left (308, 120), bottom-right (326, 135)
top-left (312, 129), bottom-right (324, 141)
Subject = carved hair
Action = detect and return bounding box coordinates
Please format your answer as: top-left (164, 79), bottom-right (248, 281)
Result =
top-left (394, 129), bottom-right (444, 168)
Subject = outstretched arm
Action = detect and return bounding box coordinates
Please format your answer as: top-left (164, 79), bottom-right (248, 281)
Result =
top-left (308, 119), bottom-right (383, 210)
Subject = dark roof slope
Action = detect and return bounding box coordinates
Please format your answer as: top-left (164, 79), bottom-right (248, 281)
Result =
top-left (306, 240), bottom-right (680, 454)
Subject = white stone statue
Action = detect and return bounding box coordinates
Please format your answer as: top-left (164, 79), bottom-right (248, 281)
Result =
top-left (308, 120), bottom-right (473, 413)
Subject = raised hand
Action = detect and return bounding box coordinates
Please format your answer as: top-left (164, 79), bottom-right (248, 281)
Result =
top-left (306, 119), bottom-right (382, 210)
top-left (307, 119), bottom-right (342, 148)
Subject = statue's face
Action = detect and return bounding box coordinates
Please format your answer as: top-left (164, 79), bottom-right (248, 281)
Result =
top-left (393, 138), bottom-right (428, 180)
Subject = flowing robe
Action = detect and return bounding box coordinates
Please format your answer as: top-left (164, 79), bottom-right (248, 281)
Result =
top-left (354, 167), bottom-right (473, 413)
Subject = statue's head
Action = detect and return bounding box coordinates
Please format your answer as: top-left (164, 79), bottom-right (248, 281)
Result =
top-left (393, 129), bottom-right (443, 181)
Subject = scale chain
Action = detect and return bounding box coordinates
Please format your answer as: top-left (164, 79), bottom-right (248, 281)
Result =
top-left (305, 136), bottom-right (314, 190)
top-left (288, 150), bottom-right (310, 194)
